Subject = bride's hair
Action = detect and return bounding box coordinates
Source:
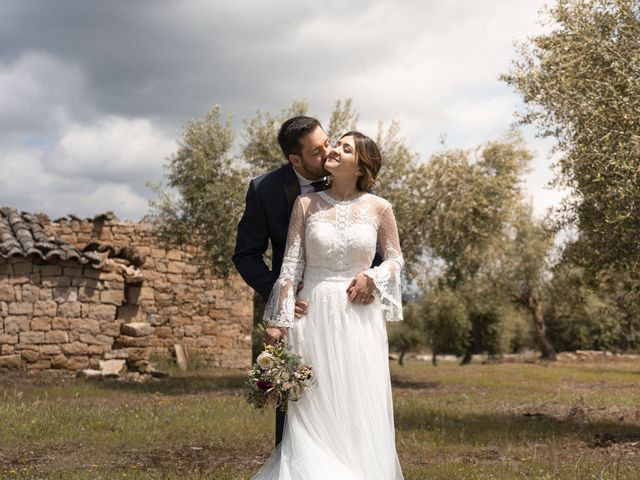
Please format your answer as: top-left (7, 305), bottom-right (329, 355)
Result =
top-left (340, 131), bottom-right (381, 192)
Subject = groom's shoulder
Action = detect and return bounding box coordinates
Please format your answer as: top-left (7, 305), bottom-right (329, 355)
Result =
top-left (252, 163), bottom-right (293, 191)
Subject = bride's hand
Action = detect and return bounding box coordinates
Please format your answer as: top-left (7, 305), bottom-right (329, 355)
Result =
top-left (347, 273), bottom-right (376, 304)
top-left (264, 326), bottom-right (288, 344)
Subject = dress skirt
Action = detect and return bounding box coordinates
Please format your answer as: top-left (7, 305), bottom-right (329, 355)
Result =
top-left (253, 268), bottom-right (404, 479)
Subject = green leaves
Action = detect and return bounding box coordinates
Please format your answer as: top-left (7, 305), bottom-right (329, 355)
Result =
top-left (503, 0), bottom-right (640, 277)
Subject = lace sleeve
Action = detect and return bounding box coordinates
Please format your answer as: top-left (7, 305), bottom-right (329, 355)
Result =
top-left (263, 196), bottom-right (306, 328)
top-left (363, 204), bottom-right (404, 321)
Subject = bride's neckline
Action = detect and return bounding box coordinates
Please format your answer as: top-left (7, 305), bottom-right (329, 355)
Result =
top-left (317, 190), bottom-right (370, 206)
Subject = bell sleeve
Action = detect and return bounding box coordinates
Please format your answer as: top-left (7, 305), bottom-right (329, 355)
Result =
top-left (363, 204), bottom-right (404, 321)
top-left (263, 197), bottom-right (306, 328)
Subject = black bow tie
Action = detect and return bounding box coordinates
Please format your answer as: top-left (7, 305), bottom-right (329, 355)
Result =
top-left (311, 179), bottom-right (328, 192)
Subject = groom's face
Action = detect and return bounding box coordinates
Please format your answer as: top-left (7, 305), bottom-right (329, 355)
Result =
top-left (291, 127), bottom-right (331, 180)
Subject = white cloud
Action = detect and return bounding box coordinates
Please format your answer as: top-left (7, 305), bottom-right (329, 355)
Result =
top-left (46, 116), bottom-right (176, 183)
top-left (0, 0), bottom-right (566, 221)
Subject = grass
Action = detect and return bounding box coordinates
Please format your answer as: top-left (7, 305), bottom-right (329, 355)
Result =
top-left (1, 358), bottom-right (640, 479)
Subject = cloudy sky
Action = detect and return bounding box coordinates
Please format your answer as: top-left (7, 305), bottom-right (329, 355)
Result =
top-left (0, 0), bottom-right (564, 221)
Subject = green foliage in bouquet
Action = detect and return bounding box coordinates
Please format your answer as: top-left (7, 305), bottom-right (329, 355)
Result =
top-left (246, 337), bottom-right (315, 413)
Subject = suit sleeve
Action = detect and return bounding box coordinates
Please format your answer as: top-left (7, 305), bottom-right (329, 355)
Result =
top-left (233, 179), bottom-right (278, 301)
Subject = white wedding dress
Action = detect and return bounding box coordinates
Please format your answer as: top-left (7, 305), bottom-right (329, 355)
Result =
top-left (253, 190), bottom-right (404, 480)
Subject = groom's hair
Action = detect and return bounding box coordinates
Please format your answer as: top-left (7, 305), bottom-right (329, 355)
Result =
top-left (278, 116), bottom-right (322, 160)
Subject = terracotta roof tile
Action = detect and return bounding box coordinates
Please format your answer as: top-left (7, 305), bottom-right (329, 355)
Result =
top-left (0, 207), bottom-right (101, 266)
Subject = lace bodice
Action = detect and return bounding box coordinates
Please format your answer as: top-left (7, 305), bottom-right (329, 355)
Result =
top-left (264, 190), bottom-right (404, 327)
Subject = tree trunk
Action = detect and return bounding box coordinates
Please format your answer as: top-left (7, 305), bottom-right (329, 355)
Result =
top-left (399, 350), bottom-right (406, 366)
top-left (460, 349), bottom-right (472, 365)
top-left (525, 288), bottom-right (557, 361)
top-left (431, 351), bottom-right (438, 366)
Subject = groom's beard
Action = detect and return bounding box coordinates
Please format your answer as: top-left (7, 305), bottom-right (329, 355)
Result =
top-left (300, 159), bottom-right (330, 179)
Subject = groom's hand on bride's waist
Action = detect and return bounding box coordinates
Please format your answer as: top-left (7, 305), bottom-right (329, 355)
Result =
top-left (294, 282), bottom-right (308, 319)
top-left (347, 273), bottom-right (376, 305)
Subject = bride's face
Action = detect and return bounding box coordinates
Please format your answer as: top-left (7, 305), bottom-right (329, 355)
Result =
top-left (325, 135), bottom-right (362, 179)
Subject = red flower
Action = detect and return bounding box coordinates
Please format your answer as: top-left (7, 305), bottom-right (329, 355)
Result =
top-left (256, 380), bottom-right (272, 391)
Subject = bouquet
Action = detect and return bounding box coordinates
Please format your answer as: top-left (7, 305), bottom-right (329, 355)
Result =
top-left (246, 337), bottom-right (315, 412)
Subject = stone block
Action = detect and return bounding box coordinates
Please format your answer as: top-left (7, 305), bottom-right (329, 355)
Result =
top-left (39, 288), bottom-right (52, 300)
top-left (100, 320), bottom-right (120, 336)
top-left (9, 274), bottom-right (29, 285)
top-left (120, 322), bottom-right (152, 337)
top-left (0, 283), bottom-right (16, 302)
top-left (8, 302), bottom-right (33, 315)
top-left (154, 326), bottom-right (172, 338)
top-left (139, 286), bottom-right (154, 300)
top-left (196, 336), bottom-right (217, 348)
top-left (52, 317), bottom-right (69, 329)
top-left (12, 262), bottom-right (32, 275)
top-left (201, 322), bottom-right (217, 335)
top-left (99, 359), bottom-right (126, 377)
top-left (21, 349), bottom-right (40, 362)
top-left (104, 349), bottom-right (129, 360)
top-left (63, 267), bottom-right (84, 277)
top-left (70, 318), bottom-right (100, 334)
top-left (0, 301), bottom-right (7, 318)
top-left (57, 302), bottom-right (82, 318)
top-left (34, 300), bottom-right (58, 317)
top-left (115, 335), bottom-right (150, 347)
top-left (79, 333), bottom-right (113, 346)
top-left (88, 304), bottom-right (117, 321)
top-left (100, 289), bottom-right (125, 305)
top-left (50, 354), bottom-right (68, 369)
top-left (53, 287), bottom-right (78, 302)
top-left (217, 337), bottom-right (233, 349)
top-left (1, 344), bottom-right (15, 354)
top-left (27, 359), bottom-right (52, 370)
top-left (39, 344), bottom-right (62, 355)
top-left (88, 345), bottom-right (106, 355)
top-left (40, 265), bottom-right (62, 276)
top-left (67, 356), bottom-right (90, 370)
top-left (20, 285), bottom-right (40, 302)
top-left (184, 325), bottom-right (202, 337)
top-left (167, 262), bottom-right (184, 274)
top-left (20, 331), bottom-right (45, 344)
top-left (76, 369), bottom-right (102, 378)
top-left (166, 250), bottom-right (181, 261)
top-left (31, 317), bottom-right (52, 331)
top-left (61, 342), bottom-right (89, 355)
top-left (45, 330), bottom-right (69, 344)
top-left (98, 271), bottom-right (123, 282)
top-left (4, 316), bottom-right (30, 334)
top-left (0, 333), bottom-right (18, 344)
top-left (0, 354), bottom-right (21, 368)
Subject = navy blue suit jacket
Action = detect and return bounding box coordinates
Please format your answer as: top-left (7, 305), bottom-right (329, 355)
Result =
top-left (233, 163), bottom-right (300, 302)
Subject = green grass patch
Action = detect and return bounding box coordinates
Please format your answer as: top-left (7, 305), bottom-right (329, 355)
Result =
top-left (1, 359), bottom-right (640, 478)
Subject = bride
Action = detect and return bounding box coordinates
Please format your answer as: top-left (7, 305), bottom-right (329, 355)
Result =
top-left (253, 131), bottom-right (404, 480)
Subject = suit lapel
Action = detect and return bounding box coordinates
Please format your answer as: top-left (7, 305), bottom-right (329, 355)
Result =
top-left (282, 163), bottom-right (300, 217)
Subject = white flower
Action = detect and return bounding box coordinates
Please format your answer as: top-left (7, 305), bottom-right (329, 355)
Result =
top-left (257, 351), bottom-right (275, 368)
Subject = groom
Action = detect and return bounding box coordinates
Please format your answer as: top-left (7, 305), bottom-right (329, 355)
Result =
top-left (233, 116), bottom-right (331, 446)
top-left (233, 115), bottom-right (377, 446)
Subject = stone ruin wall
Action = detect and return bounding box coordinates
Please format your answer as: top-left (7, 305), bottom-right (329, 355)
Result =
top-left (0, 257), bottom-right (124, 370)
top-left (0, 216), bottom-right (253, 371)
